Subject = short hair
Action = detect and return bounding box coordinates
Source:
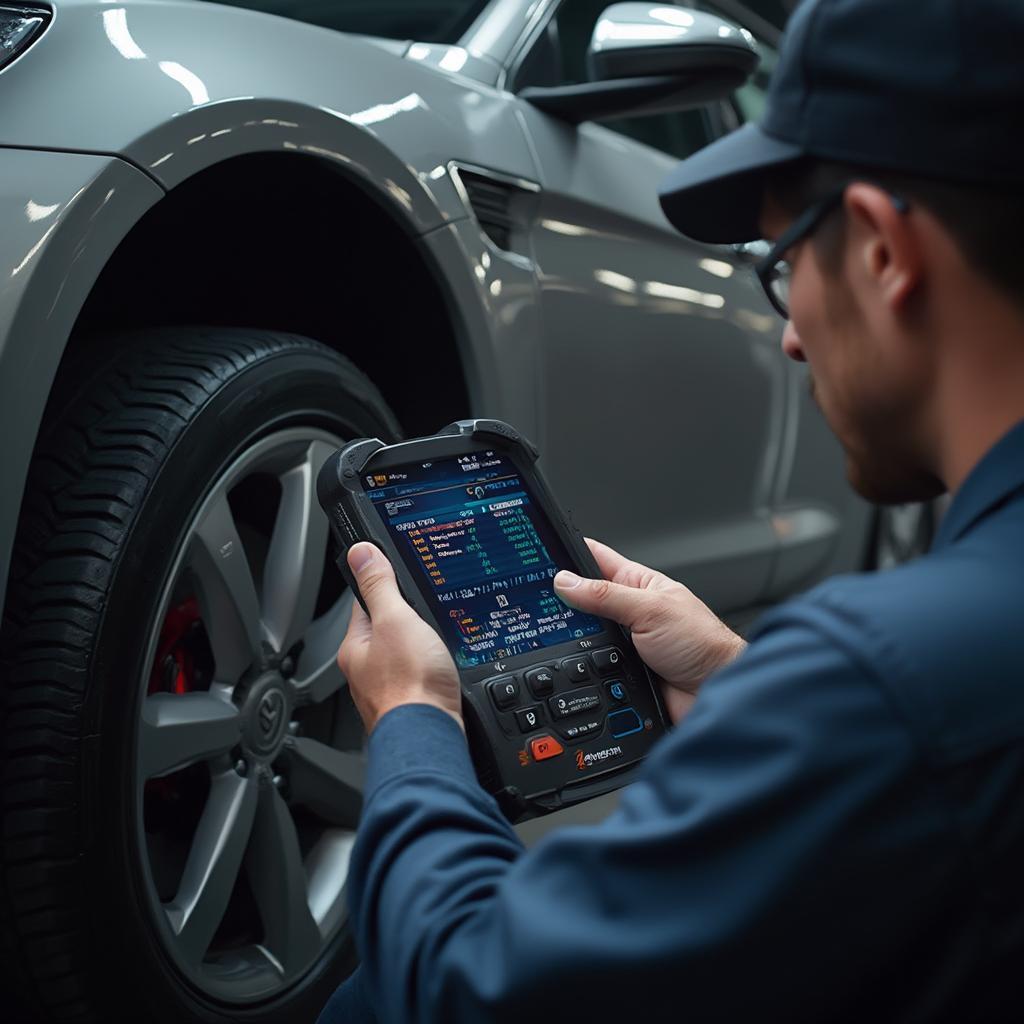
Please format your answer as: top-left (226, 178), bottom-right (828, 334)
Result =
top-left (767, 159), bottom-right (1024, 310)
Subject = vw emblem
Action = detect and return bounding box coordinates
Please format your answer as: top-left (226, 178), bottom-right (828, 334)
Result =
top-left (258, 690), bottom-right (286, 742)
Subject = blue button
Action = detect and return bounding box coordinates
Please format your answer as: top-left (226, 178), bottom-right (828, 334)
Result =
top-left (607, 707), bottom-right (642, 738)
top-left (609, 682), bottom-right (626, 701)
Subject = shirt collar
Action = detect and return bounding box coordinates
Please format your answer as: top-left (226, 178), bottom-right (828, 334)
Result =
top-left (932, 417), bottom-right (1024, 551)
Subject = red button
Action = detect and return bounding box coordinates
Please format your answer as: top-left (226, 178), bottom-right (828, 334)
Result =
top-left (530, 735), bottom-right (564, 761)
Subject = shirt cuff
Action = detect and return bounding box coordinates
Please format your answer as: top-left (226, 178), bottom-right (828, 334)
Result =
top-left (364, 703), bottom-right (478, 800)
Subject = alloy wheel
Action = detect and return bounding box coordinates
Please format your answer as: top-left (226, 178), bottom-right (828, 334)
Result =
top-left (135, 427), bottom-right (362, 1004)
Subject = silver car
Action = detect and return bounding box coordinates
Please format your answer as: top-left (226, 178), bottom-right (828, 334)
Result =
top-left (0, 2), bottom-right (929, 1021)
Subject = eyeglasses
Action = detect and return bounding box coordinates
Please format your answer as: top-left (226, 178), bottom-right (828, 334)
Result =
top-left (754, 184), bottom-right (910, 319)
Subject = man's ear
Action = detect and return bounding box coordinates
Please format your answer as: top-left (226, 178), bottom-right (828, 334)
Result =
top-left (843, 183), bottom-right (922, 311)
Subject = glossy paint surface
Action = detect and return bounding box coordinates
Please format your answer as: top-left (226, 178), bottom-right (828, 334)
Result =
top-left (0, 149), bottom-right (163, 593)
top-left (0, 0), bottom-right (867, 623)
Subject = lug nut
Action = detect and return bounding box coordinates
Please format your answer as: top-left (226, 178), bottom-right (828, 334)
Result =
top-left (280, 656), bottom-right (295, 677)
top-left (272, 774), bottom-right (284, 790)
top-left (288, 721), bottom-right (300, 736)
top-left (234, 759), bottom-right (248, 777)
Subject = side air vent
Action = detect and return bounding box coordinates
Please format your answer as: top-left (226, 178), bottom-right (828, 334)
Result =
top-left (449, 163), bottom-right (541, 255)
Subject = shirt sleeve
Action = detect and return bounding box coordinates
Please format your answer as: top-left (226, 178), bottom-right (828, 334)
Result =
top-left (346, 609), bottom-right (964, 1024)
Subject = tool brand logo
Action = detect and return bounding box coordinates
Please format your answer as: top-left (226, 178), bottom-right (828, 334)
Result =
top-left (576, 745), bottom-right (624, 770)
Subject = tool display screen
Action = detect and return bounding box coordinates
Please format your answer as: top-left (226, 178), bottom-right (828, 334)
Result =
top-left (366, 450), bottom-right (602, 668)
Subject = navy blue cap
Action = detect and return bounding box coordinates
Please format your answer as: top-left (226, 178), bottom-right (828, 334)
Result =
top-left (659, 0), bottom-right (1024, 243)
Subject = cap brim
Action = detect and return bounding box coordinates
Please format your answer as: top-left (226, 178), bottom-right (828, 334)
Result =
top-left (658, 123), bottom-right (804, 243)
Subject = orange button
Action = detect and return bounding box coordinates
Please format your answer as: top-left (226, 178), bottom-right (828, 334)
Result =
top-left (530, 735), bottom-right (564, 761)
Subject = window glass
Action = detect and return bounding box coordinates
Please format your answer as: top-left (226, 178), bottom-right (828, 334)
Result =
top-left (551, 0), bottom-right (714, 160)
top-left (201, 0), bottom-right (490, 43)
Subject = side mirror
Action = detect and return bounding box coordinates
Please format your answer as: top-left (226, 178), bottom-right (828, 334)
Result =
top-left (521, 3), bottom-right (759, 124)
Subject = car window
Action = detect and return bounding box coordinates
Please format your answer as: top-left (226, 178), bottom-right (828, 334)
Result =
top-left (200, 0), bottom-right (491, 43)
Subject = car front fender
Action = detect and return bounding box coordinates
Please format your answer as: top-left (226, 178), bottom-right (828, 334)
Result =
top-left (0, 150), bottom-right (164, 614)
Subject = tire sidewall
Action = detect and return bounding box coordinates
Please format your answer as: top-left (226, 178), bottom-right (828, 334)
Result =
top-left (86, 344), bottom-right (390, 1023)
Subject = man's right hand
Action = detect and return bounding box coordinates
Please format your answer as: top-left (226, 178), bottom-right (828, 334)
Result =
top-left (554, 539), bottom-right (746, 724)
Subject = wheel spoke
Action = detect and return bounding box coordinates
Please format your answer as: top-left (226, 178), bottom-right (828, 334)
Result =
top-left (140, 693), bottom-right (241, 779)
top-left (286, 736), bottom-right (363, 825)
top-left (165, 770), bottom-right (258, 966)
top-left (262, 440), bottom-right (333, 656)
top-left (246, 786), bottom-right (322, 977)
top-left (292, 591), bottom-right (352, 707)
top-left (189, 492), bottom-right (264, 683)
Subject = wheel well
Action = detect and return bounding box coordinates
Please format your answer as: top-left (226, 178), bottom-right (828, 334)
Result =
top-left (71, 152), bottom-right (472, 436)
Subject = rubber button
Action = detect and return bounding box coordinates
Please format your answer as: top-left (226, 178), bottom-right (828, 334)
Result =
top-left (606, 680), bottom-right (627, 702)
top-left (608, 707), bottom-right (642, 738)
top-left (515, 706), bottom-right (543, 733)
top-left (549, 687), bottom-right (601, 720)
top-left (592, 647), bottom-right (624, 675)
top-left (530, 735), bottom-right (564, 761)
top-left (488, 676), bottom-right (519, 710)
top-left (525, 666), bottom-right (556, 698)
top-left (560, 656), bottom-right (591, 683)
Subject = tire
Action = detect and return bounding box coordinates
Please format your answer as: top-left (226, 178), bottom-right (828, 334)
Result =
top-left (1, 328), bottom-right (401, 1023)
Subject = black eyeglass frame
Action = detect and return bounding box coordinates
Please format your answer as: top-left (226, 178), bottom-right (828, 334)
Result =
top-left (754, 184), bottom-right (910, 319)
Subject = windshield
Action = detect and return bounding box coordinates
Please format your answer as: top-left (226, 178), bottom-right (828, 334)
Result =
top-left (202, 0), bottom-right (492, 43)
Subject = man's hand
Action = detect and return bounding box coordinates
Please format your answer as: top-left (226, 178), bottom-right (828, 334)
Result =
top-left (554, 539), bottom-right (746, 723)
top-left (338, 542), bottom-right (463, 734)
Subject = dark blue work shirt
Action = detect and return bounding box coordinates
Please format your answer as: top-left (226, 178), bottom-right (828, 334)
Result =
top-left (319, 420), bottom-right (1024, 1024)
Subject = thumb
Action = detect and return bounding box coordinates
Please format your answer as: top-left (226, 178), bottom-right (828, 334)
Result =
top-left (554, 570), bottom-right (656, 631)
top-left (347, 543), bottom-right (405, 619)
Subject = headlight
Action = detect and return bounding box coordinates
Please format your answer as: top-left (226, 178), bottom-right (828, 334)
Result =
top-left (0, 4), bottom-right (50, 73)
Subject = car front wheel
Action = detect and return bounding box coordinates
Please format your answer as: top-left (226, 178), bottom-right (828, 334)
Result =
top-left (1, 328), bottom-right (398, 1023)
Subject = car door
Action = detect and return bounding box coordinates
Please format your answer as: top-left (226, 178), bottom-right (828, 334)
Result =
top-left (511, 0), bottom-right (789, 614)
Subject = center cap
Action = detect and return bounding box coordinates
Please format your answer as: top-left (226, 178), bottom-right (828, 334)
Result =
top-left (242, 671), bottom-right (293, 759)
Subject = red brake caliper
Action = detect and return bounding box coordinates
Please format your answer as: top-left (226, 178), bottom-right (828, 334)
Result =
top-left (145, 597), bottom-right (204, 806)
top-left (148, 596), bottom-right (202, 696)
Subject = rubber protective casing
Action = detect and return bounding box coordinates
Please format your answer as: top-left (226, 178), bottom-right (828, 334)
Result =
top-left (316, 419), bottom-right (669, 821)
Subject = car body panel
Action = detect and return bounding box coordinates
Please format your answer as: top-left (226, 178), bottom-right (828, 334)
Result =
top-left (515, 105), bottom-right (788, 610)
top-left (416, 215), bottom-right (547, 438)
top-left (0, 0), bottom-right (539, 230)
top-left (0, 0), bottom-right (864, 622)
top-left (0, 149), bottom-right (164, 596)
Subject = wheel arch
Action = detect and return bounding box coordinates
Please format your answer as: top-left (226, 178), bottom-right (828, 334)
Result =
top-left (1, 148), bottom-right (489, 614)
top-left (72, 149), bottom-right (478, 437)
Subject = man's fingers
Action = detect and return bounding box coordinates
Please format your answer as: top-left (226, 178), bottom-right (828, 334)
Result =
top-left (585, 537), bottom-right (663, 589)
top-left (554, 570), bottom-right (655, 630)
top-left (347, 543), bottom-right (406, 619)
top-left (584, 537), bottom-right (633, 579)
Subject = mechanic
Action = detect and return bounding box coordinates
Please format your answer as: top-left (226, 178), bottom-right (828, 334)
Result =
top-left (319, 1), bottom-right (1024, 1020)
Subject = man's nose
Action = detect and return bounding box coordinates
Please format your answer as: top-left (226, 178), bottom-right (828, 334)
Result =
top-left (781, 320), bottom-right (806, 362)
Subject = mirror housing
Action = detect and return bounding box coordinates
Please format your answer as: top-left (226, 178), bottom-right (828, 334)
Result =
top-left (521, 3), bottom-right (759, 124)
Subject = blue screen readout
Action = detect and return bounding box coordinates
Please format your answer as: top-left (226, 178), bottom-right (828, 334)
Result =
top-left (367, 450), bottom-right (602, 668)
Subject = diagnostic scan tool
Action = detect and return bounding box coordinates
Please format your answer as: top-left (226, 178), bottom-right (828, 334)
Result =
top-left (316, 419), bottom-right (668, 820)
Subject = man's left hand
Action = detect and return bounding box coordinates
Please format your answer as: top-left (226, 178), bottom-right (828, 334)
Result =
top-left (337, 542), bottom-right (463, 734)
